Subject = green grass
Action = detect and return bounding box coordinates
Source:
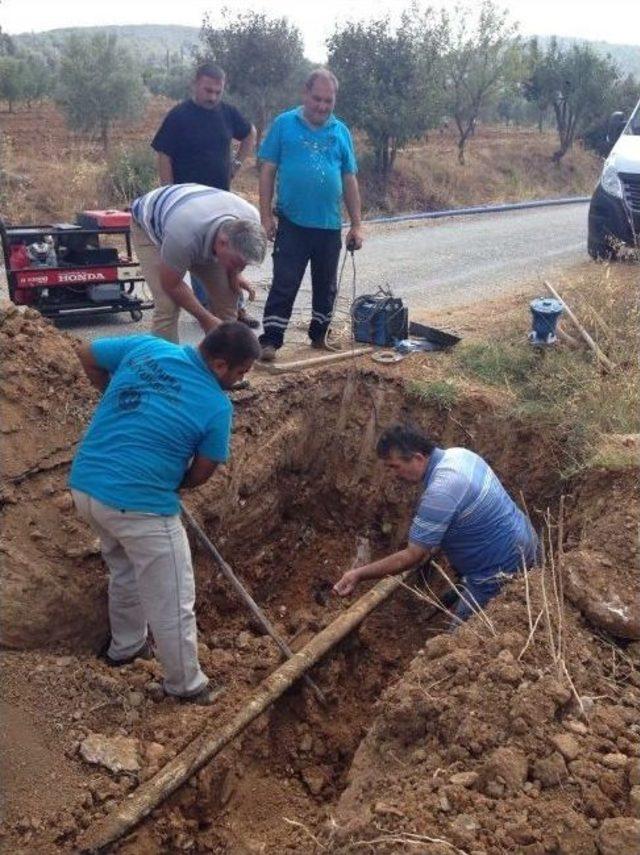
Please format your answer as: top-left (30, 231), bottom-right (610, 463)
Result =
top-left (449, 294), bottom-right (639, 476)
top-left (405, 379), bottom-right (459, 411)
top-left (455, 341), bottom-right (537, 388)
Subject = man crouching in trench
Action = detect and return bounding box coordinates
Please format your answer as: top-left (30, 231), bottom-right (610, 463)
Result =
top-left (333, 425), bottom-right (539, 627)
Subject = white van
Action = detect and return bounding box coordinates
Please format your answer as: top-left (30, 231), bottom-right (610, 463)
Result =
top-left (588, 98), bottom-right (640, 258)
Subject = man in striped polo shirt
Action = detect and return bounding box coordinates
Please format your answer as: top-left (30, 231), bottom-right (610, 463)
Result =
top-left (131, 184), bottom-right (267, 343)
top-left (334, 425), bottom-right (539, 627)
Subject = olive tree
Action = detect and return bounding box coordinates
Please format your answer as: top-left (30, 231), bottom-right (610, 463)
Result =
top-left (0, 55), bottom-right (23, 111)
top-left (442, 1), bottom-right (520, 164)
top-left (56, 33), bottom-right (146, 150)
top-left (524, 38), bottom-right (620, 161)
top-left (200, 9), bottom-right (307, 144)
top-left (327, 5), bottom-right (446, 181)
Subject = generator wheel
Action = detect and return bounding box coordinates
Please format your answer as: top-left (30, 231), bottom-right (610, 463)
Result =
top-left (130, 308), bottom-right (143, 322)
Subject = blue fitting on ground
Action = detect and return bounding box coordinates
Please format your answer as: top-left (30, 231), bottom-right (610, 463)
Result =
top-left (529, 297), bottom-right (564, 346)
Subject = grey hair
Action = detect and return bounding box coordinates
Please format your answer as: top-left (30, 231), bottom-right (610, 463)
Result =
top-left (305, 67), bottom-right (339, 93)
top-left (219, 219), bottom-right (268, 265)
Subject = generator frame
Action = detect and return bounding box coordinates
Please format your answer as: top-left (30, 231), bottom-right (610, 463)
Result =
top-left (0, 217), bottom-right (153, 322)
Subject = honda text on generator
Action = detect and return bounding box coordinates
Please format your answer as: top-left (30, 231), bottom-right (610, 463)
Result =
top-left (0, 209), bottom-right (153, 322)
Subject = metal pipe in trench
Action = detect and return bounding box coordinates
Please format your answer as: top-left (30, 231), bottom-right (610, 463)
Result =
top-left (77, 570), bottom-right (410, 853)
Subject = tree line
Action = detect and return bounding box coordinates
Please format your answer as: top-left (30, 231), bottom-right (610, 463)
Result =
top-left (1, 2), bottom-right (639, 171)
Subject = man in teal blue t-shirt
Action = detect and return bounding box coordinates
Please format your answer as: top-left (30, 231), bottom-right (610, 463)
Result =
top-left (69, 323), bottom-right (260, 705)
top-left (257, 68), bottom-right (364, 359)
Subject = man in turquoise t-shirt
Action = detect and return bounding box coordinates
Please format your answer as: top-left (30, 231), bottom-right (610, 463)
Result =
top-left (257, 68), bottom-right (363, 360)
top-left (69, 323), bottom-right (260, 705)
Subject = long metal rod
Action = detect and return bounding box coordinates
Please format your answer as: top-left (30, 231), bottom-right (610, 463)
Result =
top-left (181, 503), bottom-right (327, 706)
top-left (78, 571), bottom-right (408, 854)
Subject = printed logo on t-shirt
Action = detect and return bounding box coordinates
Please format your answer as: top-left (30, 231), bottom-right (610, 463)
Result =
top-left (126, 354), bottom-right (182, 401)
top-left (117, 387), bottom-right (143, 412)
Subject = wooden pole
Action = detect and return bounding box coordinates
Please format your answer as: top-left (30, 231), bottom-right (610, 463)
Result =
top-left (255, 346), bottom-right (374, 374)
top-left (77, 572), bottom-right (409, 854)
top-left (181, 504), bottom-right (326, 706)
top-left (543, 280), bottom-right (616, 372)
top-left (556, 323), bottom-right (579, 348)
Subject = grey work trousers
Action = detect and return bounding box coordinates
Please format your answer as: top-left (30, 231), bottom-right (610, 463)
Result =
top-left (72, 489), bottom-right (207, 697)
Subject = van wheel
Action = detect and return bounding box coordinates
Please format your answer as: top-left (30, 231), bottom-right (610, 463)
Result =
top-left (130, 309), bottom-right (143, 322)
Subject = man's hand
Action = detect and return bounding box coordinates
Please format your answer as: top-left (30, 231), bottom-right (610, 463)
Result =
top-left (334, 543), bottom-right (434, 598)
top-left (333, 568), bottom-right (362, 597)
top-left (345, 225), bottom-right (363, 251)
top-left (259, 161), bottom-right (278, 241)
top-left (261, 213), bottom-right (277, 242)
top-left (160, 263), bottom-right (222, 333)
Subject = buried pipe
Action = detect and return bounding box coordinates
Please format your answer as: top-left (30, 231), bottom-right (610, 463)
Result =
top-left (254, 346), bottom-right (374, 374)
top-left (77, 571), bottom-right (410, 854)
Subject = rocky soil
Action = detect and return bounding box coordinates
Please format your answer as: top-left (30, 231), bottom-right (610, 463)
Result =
top-left (0, 303), bottom-right (638, 854)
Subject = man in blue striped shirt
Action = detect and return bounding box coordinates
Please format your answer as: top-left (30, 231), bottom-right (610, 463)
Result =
top-left (334, 425), bottom-right (539, 626)
top-left (131, 184), bottom-right (267, 343)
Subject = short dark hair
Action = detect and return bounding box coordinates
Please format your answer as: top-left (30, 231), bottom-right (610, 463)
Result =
top-left (376, 425), bottom-right (436, 460)
top-left (200, 322), bottom-right (261, 366)
top-left (195, 62), bottom-right (225, 81)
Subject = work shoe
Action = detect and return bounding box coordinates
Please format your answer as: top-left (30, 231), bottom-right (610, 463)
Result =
top-left (310, 338), bottom-right (330, 351)
top-left (179, 682), bottom-right (227, 706)
top-left (260, 344), bottom-right (277, 362)
top-left (238, 310), bottom-right (260, 330)
top-left (102, 639), bottom-right (153, 668)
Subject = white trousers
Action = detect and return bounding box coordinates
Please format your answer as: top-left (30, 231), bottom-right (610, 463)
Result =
top-left (72, 490), bottom-right (207, 697)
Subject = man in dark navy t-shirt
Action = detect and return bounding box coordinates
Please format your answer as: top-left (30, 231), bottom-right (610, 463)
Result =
top-left (152, 62), bottom-right (255, 191)
top-left (152, 62), bottom-right (258, 323)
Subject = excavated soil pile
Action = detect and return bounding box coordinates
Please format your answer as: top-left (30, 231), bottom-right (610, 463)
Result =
top-left (563, 446), bottom-right (640, 640)
top-left (0, 302), bottom-right (105, 649)
top-left (330, 576), bottom-right (640, 855)
top-left (1, 307), bottom-right (638, 854)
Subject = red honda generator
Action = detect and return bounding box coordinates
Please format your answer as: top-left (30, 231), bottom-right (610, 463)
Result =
top-left (0, 209), bottom-right (153, 322)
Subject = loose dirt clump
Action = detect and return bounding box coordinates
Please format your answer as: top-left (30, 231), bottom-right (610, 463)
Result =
top-left (561, 438), bottom-right (640, 640)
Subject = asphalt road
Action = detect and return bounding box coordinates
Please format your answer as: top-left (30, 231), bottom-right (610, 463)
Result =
top-left (5, 202), bottom-right (590, 344)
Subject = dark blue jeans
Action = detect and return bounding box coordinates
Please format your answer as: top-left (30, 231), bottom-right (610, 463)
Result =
top-left (259, 216), bottom-right (342, 349)
top-left (445, 571), bottom-right (518, 631)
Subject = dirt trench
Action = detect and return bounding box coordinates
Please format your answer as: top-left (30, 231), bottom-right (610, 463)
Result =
top-left (1, 307), bottom-right (638, 853)
top-left (112, 371), bottom-right (569, 854)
